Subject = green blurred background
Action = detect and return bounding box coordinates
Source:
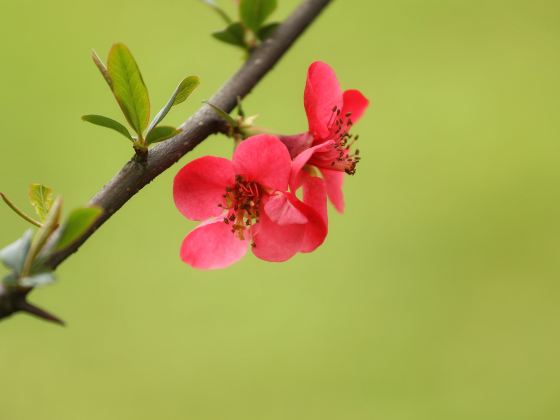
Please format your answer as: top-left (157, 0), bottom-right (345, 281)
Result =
top-left (1, 0), bottom-right (559, 418)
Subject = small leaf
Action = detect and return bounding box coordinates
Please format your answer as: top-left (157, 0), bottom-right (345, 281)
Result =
top-left (146, 76), bottom-right (200, 134)
top-left (0, 192), bottom-right (42, 227)
top-left (146, 126), bottom-right (180, 145)
top-left (212, 23), bottom-right (246, 48)
top-left (257, 22), bottom-right (280, 40)
top-left (91, 50), bottom-right (112, 88)
top-left (202, 0), bottom-right (233, 24)
top-left (173, 77), bottom-right (201, 106)
top-left (22, 197), bottom-right (63, 276)
top-left (20, 271), bottom-right (56, 288)
top-left (107, 43), bottom-right (150, 136)
top-left (82, 115), bottom-right (133, 141)
top-left (239, 0), bottom-right (277, 32)
top-left (205, 101), bottom-right (237, 126)
top-left (55, 207), bottom-right (103, 252)
top-left (0, 230), bottom-right (33, 274)
top-left (28, 184), bottom-right (54, 222)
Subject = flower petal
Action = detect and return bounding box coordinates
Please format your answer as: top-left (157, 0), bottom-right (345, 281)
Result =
top-left (290, 186), bottom-right (328, 253)
top-left (264, 192), bottom-right (308, 225)
top-left (304, 61), bottom-right (343, 140)
top-left (180, 219), bottom-right (249, 269)
top-left (320, 168), bottom-right (345, 213)
top-left (290, 141), bottom-right (334, 191)
top-left (277, 132), bottom-right (313, 159)
top-left (174, 156), bottom-right (234, 221)
top-left (302, 173), bottom-right (327, 225)
top-left (251, 199), bottom-right (306, 262)
top-left (233, 134), bottom-right (291, 191)
top-left (341, 89), bottom-right (369, 125)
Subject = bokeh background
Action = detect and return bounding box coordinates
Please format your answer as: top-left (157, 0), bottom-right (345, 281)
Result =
top-left (1, 0), bottom-right (559, 419)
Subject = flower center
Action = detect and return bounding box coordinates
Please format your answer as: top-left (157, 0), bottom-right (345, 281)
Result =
top-left (221, 175), bottom-right (262, 240)
top-left (317, 105), bottom-right (361, 175)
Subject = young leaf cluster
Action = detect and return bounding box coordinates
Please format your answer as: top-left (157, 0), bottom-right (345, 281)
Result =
top-left (206, 0), bottom-right (279, 53)
top-left (206, 97), bottom-right (259, 144)
top-left (0, 185), bottom-right (102, 290)
top-left (83, 44), bottom-right (200, 159)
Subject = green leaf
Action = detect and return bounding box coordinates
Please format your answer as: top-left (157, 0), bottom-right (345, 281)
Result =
top-left (173, 76), bottom-right (200, 106)
top-left (82, 115), bottom-right (133, 141)
top-left (212, 23), bottom-right (246, 48)
top-left (205, 101), bottom-right (237, 126)
top-left (20, 271), bottom-right (56, 288)
top-left (28, 184), bottom-right (54, 222)
top-left (55, 207), bottom-right (103, 252)
top-left (0, 192), bottom-right (42, 227)
top-left (91, 49), bottom-right (112, 88)
top-left (239, 0), bottom-right (277, 32)
top-left (22, 197), bottom-right (63, 276)
top-left (146, 76), bottom-right (200, 134)
top-left (257, 22), bottom-right (280, 40)
top-left (107, 43), bottom-right (150, 137)
top-left (146, 126), bottom-right (180, 145)
top-left (202, 0), bottom-right (233, 24)
top-left (0, 230), bottom-right (33, 274)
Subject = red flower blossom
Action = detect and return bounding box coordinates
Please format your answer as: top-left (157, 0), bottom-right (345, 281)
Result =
top-left (280, 61), bottom-right (369, 212)
top-left (173, 135), bottom-right (327, 269)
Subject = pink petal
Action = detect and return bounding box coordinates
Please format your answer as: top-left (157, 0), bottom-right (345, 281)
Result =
top-left (302, 173), bottom-right (328, 225)
top-left (277, 132), bottom-right (313, 159)
top-left (291, 185), bottom-right (328, 253)
top-left (264, 192), bottom-right (308, 225)
top-left (174, 156), bottom-right (234, 221)
top-left (290, 141), bottom-right (334, 191)
top-left (180, 219), bottom-right (249, 269)
top-left (341, 89), bottom-right (369, 125)
top-left (304, 61), bottom-right (343, 140)
top-left (320, 168), bottom-right (345, 213)
top-left (251, 200), bottom-right (306, 262)
top-left (233, 134), bottom-right (291, 191)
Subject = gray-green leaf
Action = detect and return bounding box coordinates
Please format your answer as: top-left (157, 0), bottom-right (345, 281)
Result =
top-left (146, 126), bottom-right (180, 145)
top-left (147, 76), bottom-right (200, 134)
top-left (212, 23), bottom-right (246, 48)
top-left (107, 43), bottom-right (150, 136)
top-left (55, 207), bottom-right (103, 252)
top-left (0, 230), bottom-right (33, 274)
top-left (82, 115), bottom-right (133, 141)
top-left (28, 184), bottom-right (54, 222)
top-left (239, 0), bottom-right (277, 32)
top-left (20, 271), bottom-right (56, 288)
top-left (205, 102), bottom-right (237, 126)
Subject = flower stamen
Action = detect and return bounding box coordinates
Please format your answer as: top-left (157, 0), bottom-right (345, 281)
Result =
top-left (312, 106), bottom-right (362, 175)
top-left (222, 175), bottom-right (262, 239)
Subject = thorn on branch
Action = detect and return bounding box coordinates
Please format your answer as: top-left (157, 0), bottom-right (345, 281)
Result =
top-left (15, 299), bottom-right (65, 326)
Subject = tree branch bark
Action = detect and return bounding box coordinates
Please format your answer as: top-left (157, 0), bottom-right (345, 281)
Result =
top-left (0, 0), bottom-right (332, 323)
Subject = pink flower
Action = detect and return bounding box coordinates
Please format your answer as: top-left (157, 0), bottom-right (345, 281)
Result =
top-left (280, 61), bottom-right (369, 213)
top-left (173, 134), bottom-right (327, 269)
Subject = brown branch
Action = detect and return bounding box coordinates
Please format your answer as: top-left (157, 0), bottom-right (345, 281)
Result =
top-left (0, 0), bottom-right (333, 323)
